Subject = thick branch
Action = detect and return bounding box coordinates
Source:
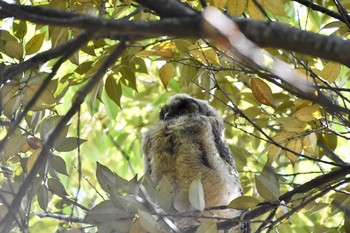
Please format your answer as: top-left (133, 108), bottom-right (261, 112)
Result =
top-left (1, 2), bottom-right (350, 68)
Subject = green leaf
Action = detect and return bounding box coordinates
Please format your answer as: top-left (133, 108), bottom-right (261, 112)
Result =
top-left (38, 184), bottom-right (49, 211)
top-left (5, 40), bottom-right (23, 60)
top-left (228, 196), bottom-right (260, 209)
top-left (25, 32), bottom-right (46, 55)
top-left (138, 210), bottom-right (159, 233)
top-left (51, 155), bottom-right (69, 176)
top-left (96, 162), bottom-right (117, 194)
top-left (13, 20), bottom-right (27, 39)
top-left (117, 65), bottom-right (138, 92)
top-left (48, 178), bottom-right (68, 197)
top-left (156, 176), bottom-right (175, 210)
top-left (255, 175), bottom-right (279, 201)
top-left (54, 137), bottom-right (87, 152)
top-left (195, 222), bottom-right (217, 233)
top-left (105, 75), bottom-right (122, 107)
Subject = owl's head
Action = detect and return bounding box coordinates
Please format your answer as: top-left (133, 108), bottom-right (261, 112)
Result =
top-left (160, 94), bottom-right (220, 121)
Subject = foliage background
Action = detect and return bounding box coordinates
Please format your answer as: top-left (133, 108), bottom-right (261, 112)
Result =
top-left (0, 0), bottom-right (350, 232)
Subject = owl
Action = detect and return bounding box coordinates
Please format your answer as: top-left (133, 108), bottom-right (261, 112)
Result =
top-left (143, 94), bottom-right (247, 232)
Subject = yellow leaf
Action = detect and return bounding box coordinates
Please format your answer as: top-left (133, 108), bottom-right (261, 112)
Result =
top-left (294, 99), bottom-right (313, 108)
top-left (25, 32), bottom-right (46, 55)
top-left (247, 0), bottom-right (265, 20)
top-left (228, 196), bottom-right (260, 209)
top-left (188, 44), bottom-right (219, 65)
top-left (293, 105), bottom-right (323, 122)
top-left (319, 61), bottom-right (341, 84)
top-left (227, 0), bottom-right (247, 16)
top-left (302, 132), bottom-right (317, 154)
top-left (251, 78), bottom-right (274, 107)
top-left (153, 41), bottom-right (176, 50)
top-left (265, 0), bottom-right (288, 17)
top-left (159, 63), bottom-right (174, 89)
top-left (212, 0), bottom-right (227, 8)
top-left (5, 40), bottom-right (23, 60)
top-left (285, 139), bottom-right (302, 165)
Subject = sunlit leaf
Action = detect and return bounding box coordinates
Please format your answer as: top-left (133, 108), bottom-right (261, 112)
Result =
top-left (211, 0), bottom-right (227, 8)
top-left (188, 44), bottom-right (219, 65)
top-left (293, 105), bottom-right (323, 122)
top-left (247, 0), bottom-right (265, 20)
top-left (228, 196), bottom-right (260, 209)
top-left (251, 78), bottom-right (274, 107)
top-left (318, 61), bottom-right (341, 84)
top-left (265, 0), bottom-right (288, 17)
top-left (189, 173), bottom-right (205, 212)
top-left (227, 0), bottom-right (247, 16)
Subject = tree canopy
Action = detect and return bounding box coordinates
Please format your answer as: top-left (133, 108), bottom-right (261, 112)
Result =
top-left (0, 0), bottom-right (350, 232)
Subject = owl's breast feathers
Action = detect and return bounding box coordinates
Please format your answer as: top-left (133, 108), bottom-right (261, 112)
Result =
top-left (144, 113), bottom-right (242, 207)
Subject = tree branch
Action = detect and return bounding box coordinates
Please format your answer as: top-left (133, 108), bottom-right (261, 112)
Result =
top-left (1, 1), bottom-right (350, 68)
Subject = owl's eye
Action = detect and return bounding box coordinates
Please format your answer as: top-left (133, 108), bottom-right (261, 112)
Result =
top-left (179, 108), bottom-right (189, 114)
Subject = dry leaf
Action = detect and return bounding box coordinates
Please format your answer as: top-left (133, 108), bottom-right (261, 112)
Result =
top-left (159, 63), bottom-right (174, 89)
top-left (251, 78), bottom-right (274, 107)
